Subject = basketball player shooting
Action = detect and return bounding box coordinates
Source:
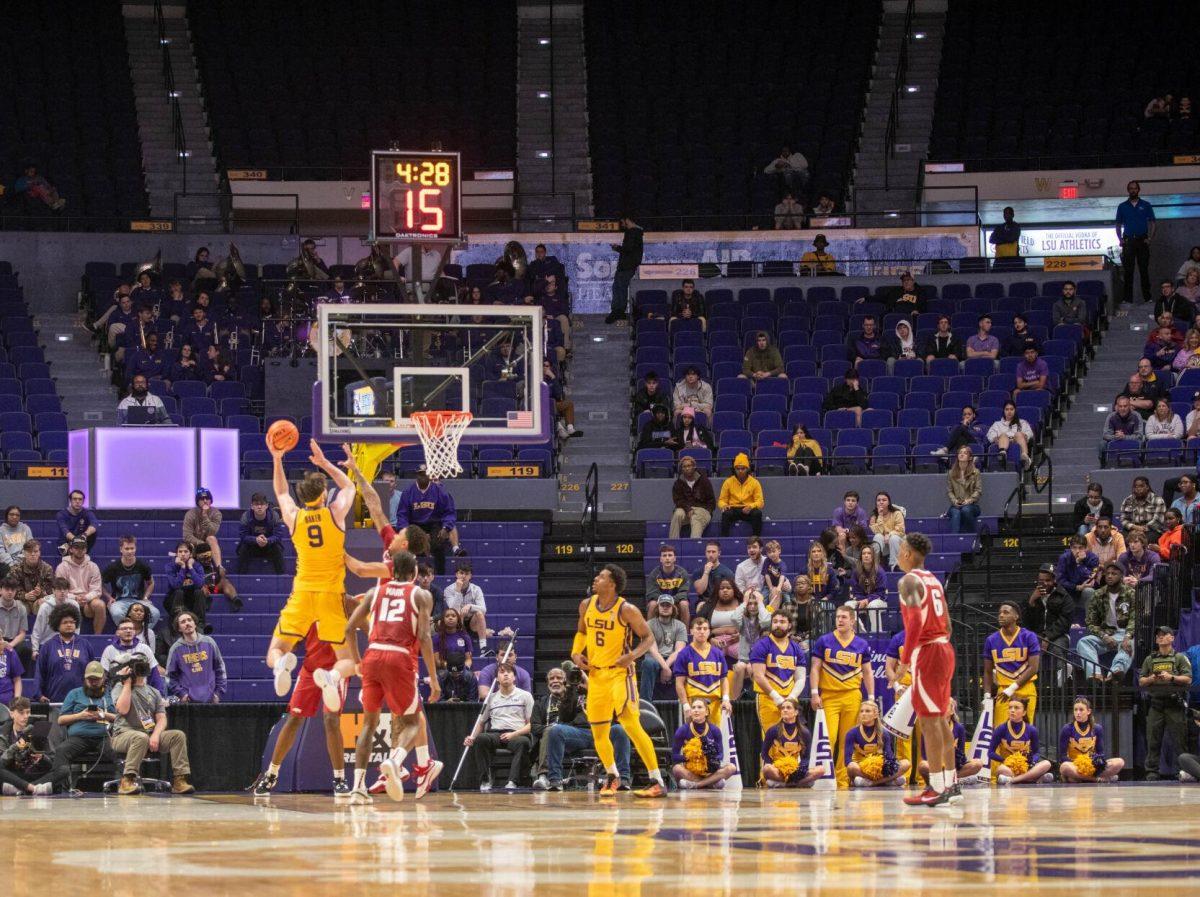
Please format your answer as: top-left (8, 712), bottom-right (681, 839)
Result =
top-left (571, 563), bottom-right (667, 798)
top-left (895, 532), bottom-right (961, 808)
top-left (343, 549), bottom-right (442, 803)
top-left (265, 439), bottom-right (358, 711)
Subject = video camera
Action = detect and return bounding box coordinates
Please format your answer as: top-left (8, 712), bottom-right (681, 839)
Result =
top-left (109, 652), bottom-right (152, 682)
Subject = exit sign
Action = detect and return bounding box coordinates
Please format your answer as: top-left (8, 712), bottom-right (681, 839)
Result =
top-left (1059, 183), bottom-right (1078, 199)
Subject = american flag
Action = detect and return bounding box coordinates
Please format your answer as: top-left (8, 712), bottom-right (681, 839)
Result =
top-left (506, 410), bottom-right (533, 428)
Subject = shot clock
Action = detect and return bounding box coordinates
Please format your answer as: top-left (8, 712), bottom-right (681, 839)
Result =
top-left (370, 150), bottom-right (462, 242)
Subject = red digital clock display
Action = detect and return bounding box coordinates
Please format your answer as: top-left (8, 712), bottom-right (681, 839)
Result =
top-left (370, 150), bottom-right (462, 242)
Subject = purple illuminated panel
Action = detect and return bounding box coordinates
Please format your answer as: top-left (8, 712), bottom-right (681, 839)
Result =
top-left (68, 430), bottom-right (91, 498)
top-left (199, 428), bottom-right (240, 508)
top-left (94, 429), bottom-right (198, 509)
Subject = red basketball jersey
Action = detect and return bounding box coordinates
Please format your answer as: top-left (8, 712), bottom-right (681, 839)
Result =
top-left (368, 579), bottom-right (421, 649)
top-left (901, 568), bottom-right (950, 647)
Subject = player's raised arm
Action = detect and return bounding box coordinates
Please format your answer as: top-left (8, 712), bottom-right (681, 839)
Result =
top-left (340, 445), bottom-right (388, 534)
top-left (571, 597), bottom-right (590, 670)
top-left (310, 439), bottom-right (353, 491)
top-left (344, 552), bottom-right (392, 581)
top-left (271, 445), bottom-right (298, 526)
top-left (615, 601), bottom-right (655, 668)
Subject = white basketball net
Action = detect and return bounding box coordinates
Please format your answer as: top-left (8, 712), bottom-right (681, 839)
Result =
top-left (411, 411), bottom-right (473, 479)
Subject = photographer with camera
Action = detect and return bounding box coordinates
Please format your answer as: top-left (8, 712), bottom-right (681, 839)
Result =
top-left (109, 651), bottom-right (194, 794)
top-left (50, 661), bottom-right (115, 792)
top-left (102, 620), bottom-right (166, 694)
top-left (0, 697), bottom-right (54, 795)
top-left (531, 664), bottom-right (632, 792)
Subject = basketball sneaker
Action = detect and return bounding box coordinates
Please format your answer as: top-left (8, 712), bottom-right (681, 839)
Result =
top-left (633, 781), bottom-right (667, 799)
top-left (348, 787), bottom-right (372, 805)
top-left (273, 653), bottom-right (297, 697)
top-left (251, 772), bottom-right (278, 796)
top-left (946, 783), bottom-right (964, 804)
top-left (333, 779), bottom-right (351, 800)
top-left (371, 765), bottom-right (410, 795)
top-left (378, 758), bottom-right (405, 802)
top-left (599, 774), bottom-right (621, 796)
top-left (312, 668), bottom-right (343, 713)
top-left (413, 760), bottom-right (443, 799)
top-left (903, 787), bottom-right (937, 806)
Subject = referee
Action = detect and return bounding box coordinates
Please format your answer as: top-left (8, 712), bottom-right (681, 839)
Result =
top-left (1115, 180), bottom-right (1156, 305)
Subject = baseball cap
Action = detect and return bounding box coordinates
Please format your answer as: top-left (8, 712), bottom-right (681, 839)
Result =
top-left (417, 464), bottom-right (427, 473)
top-left (1038, 562), bottom-right (1056, 574)
top-left (1156, 625), bottom-right (1175, 636)
top-left (1104, 560), bottom-right (1125, 574)
top-left (84, 661), bottom-right (105, 679)
top-left (70, 536), bottom-right (88, 548)
top-left (656, 594), bottom-right (676, 605)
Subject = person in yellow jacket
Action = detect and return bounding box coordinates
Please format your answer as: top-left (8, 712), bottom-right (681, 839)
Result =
top-left (718, 452), bottom-right (763, 537)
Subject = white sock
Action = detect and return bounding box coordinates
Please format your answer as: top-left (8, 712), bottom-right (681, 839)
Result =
top-left (947, 769), bottom-right (957, 787)
top-left (332, 770), bottom-right (345, 781)
top-left (649, 769), bottom-right (664, 785)
top-left (390, 747), bottom-right (408, 766)
top-left (606, 764), bottom-right (619, 776)
top-left (353, 769), bottom-right (367, 791)
top-left (415, 745), bottom-right (430, 766)
top-left (931, 771), bottom-right (946, 793)
top-left (266, 762), bottom-right (281, 777)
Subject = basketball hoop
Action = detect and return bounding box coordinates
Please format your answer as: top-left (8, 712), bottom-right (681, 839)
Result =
top-left (410, 410), bottom-right (473, 479)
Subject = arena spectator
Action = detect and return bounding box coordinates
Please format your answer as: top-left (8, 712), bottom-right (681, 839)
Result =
top-left (764, 146), bottom-right (809, 195)
top-left (182, 305), bottom-right (218, 354)
top-left (1117, 373), bottom-right (1158, 419)
top-left (527, 243), bottom-right (565, 283)
top-left (532, 666), bottom-right (631, 791)
top-left (812, 194), bottom-right (837, 217)
top-left (1177, 245), bottom-right (1200, 282)
top-left (717, 453), bottom-right (764, 537)
top-left (93, 291), bottom-right (134, 347)
top-left (31, 577), bottom-right (74, 657)
top-left (786, 423), bottom-right (824, 475)
top-left (670, 280), bottom-right (707, 331)
top-left (672, 697), bottom-right (737, 790)
top-left (13, 162), bottom-right (65, 211)
top-left (805, 542), bottom-right (841, 603)
top-left (761, 539), bottom-right (791, 607)
top-left (989, 697), bottom-right (1052, 784)
top-left (966, 315), bottom-right (1000, 360)
top-left (101, 620), bottom-right (164, 693)
top-left (186, 246), bottom-right (214, 290)
top-left (606, 216), bottom-right (644, 324)
top-left (800, 234), bottom-right (836, 275)
top-left (848, 548), bottom-right (888, 633)
top-left (1175, 330), bottom-right (1200, 373)
top-left (464, 663), bottom-right (534, 791)
top-left (433, 608), bottom-right (477, 702)
top-left (1055, 535), bottom-right (1100, 610)
top-left (101, 535), bottom-right (157, 628)
top-left (128, 332), bottom-right (167, 385)
top-left (324, 276), bottom-right (351, 303)
top-left (846, 315), bottom-right (894, 368)
top-left (1073, 483), bottom-right (1113, 536)
top-left (785, 576), bottom-right (817, 648)
top-left (1120, 476), bottom-right (1166, 540)
top-left (1115, 180), bottom-right (1155, 306)
top-left (476, 645), bottom-right (531, 698)
top-left (921, 315), bottom-right (963, 361)
top-left (202, 346), bottom-right (237, 384)
top-left (1100, 396), bottom-right (1145, 463)
top-left (0, 579), bottom-right (30, 670)
top-left (988, 206), bottom-right (1021, 257)
top-left (669, 456), bottom-right (716, 539)
top-left (56, 490), bottom-right (99, 553)
top-left (987, 401), bottom-right (1034, 468)
top-left (740, 331), bottom-right (785, 380)
top-left (0, 697), bottom-right (55, 796)
top-left (734, 537), bottom-right (766, 600)
top-left (869, 492), bottom-right (905, 567)
top-left (164, 542), bottom-right (209, 632)
top-left (49, 661), bottom-right (114, 790)
top-left (638, 405), bottom-right (676, 450)
top-left (774, 193), bottom-right (804, 230)
top-left (1155, 279), bottom-right (1195, 325)
top-left (11, 540), bottom-right (53, 617)
top-left (1136, 358), bottom-right (1169, 402)
top-left (1146, 398), bottom-right (1184, 441)
top-left (676, 364), bottom-right (710, 419)
top-left (1023, 564), bottom-right (1073, 664)
top-left (1118, 531), bottom-right (1160, 587)
top-left (395, 466), bottom-right (466, 574)
top-left (646, 544), bottom-right (690, 606)
top-left (167, 342), bottom-right (203, 386)
top-left (638, 596), bottom-right (687, 703)
top-left (236, 492), bottom-right (286, 574)
top-left (1052, 281), bottom-right (1089, 329)
top-left (1002, 313), bottom-right (1041, 358)
top-left (822, 369), bottom-right (869, 426)
top-left (166, 611), bottom-right (226, 703)
top-left (633, 370), bottom-right (672, 419)
top-left (1140, 626), bottom-right (1191, 780)
top-left (877, 273), bottom-right (924, 314)
top-left (672, 407), bottom-right (713, 453)
top-left (485, 339), bottom-right (525, 382)
top-left (191, 541), bottom-right (240, 616)
top-left (893, 320), bottom-right (918, 361)
top-left (1013, 343), bottom-right (1048, 398)
top-left (1084, 518), bottom-right (1126, 568)
top-left (110, 653), bottom-right (194, 794)
top-left (692, 540), bottom-right (734, 608)
top-left (35, 605), bottom-right (93, 702)
top-left (931, 406), bottom-right (985, 459)
top-left (1077, 563), bottom-right (1137, 681)
top-left (1171, 473), bottom-right (1200, 523)
top-left (1158, 508), bottom-right (1187, 560)
top-left (1143, 321), bottom-right (1182, 370)
top-left (56, 537), bottom-right (105, 634)
top-left (443, 561), bottom-right (494, 655)
top-left (832, 491), bottom-right (870, 552)
top-left (543, 360), bottom-right (581, 441)
top-left (1179, 269), bottom-right (1200, 306)
top-left (0, 507), bottom-right (32, 568)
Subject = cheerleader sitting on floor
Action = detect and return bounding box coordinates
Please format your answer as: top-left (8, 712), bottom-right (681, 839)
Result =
top-left (990, 696), bottom-right (1053, 784)
top-left (1058, 696), bottom-right (1124, 783)
top-left (845, 700), bottom-right (910, 787)
top-left (671, 698), bottom-right (738, 790)
top-left (761, 698), bottom-right (829, 788)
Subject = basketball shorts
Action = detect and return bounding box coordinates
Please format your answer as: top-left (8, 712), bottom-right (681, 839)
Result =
top-left (288, 667), bottom-right (346, 717)
top-left (361, 647), bottom-right (420, 715)
top-left (910, 641), bottom-right (955, 717)
top-left (275, 590), bottom-right (348, 644)
top-left (586, 666), bottom-right (636, 724)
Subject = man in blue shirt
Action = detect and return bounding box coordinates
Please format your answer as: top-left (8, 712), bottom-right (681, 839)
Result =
top-left (48, 660), bottom-right (116, 793)
top-left (1115, 181), bottom-right (1156, 306)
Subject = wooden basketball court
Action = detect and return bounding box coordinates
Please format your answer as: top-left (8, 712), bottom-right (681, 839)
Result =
top-left (8, 785), bottom-right (1200, 896)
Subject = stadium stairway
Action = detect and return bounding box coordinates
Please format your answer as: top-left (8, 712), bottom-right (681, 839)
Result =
top-left (1045, 318), bottom-right (1148, 504)
top-left (37, 312), bottom-right (118, 428)
top-left (534, 520), bottom-right (645, 683)
top-left (517, 3), bottom-right (594, 224)
top-left (851, 6), bottom-right (946, 223)
top-left (555, 314), bottom-right (633, 515)
top-left (122, 5), bottom-right (222, 225)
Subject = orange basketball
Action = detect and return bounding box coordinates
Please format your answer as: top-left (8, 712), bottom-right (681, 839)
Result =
top-left (266, 419), bottom-right (300, 453)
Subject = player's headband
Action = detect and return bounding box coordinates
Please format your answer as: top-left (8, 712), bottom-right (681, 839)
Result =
top-left (304, 496), bottom-right (324, 507)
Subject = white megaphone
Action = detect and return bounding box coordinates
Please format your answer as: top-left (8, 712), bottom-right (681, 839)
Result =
top-left (808, 708), bottom-right (837, 790)
top-left (882, 685), bottom-right (916, 740)
top-left (720, 713), bottom-right (743, 792)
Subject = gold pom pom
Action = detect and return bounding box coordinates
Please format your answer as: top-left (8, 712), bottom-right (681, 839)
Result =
top-left (774, 753), bottom-right (800, 780)
top-left (859, 753), bottom-right (885, 781)
top-left (1074, 753), bottom-right (1096, 779)
top-left (683, 736), bottom-right (709, 777)
top-left (1006, 751), bottom-right (1029, 776)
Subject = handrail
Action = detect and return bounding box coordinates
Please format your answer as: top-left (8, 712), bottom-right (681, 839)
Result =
top-left (582, 462), bottom-right (599, 580)
top-left (882, 0), bottom-right (917, 193)
top-left (153, 0), bottom-right (188, 196)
